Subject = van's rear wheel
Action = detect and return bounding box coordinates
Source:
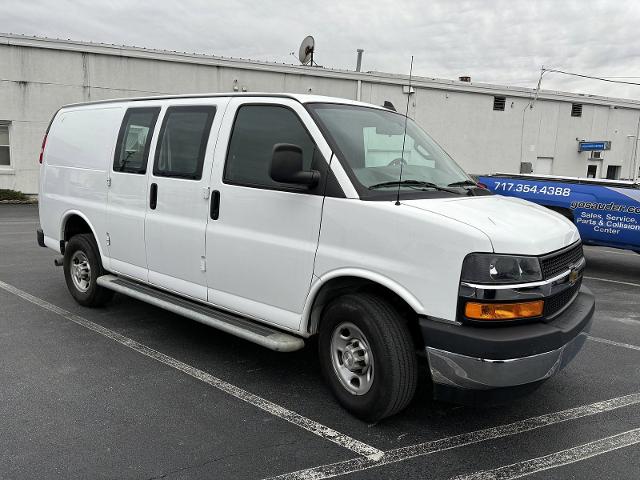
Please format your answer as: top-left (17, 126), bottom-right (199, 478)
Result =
top-left (63, 234), bottom-right (113, 307)
top-left (318, 294), bottom-right (418, 422)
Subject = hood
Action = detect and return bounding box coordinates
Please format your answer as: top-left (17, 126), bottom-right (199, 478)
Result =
top-left (402, 195), bottom-right (580, 255)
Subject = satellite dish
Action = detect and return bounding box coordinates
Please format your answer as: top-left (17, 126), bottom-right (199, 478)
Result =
top-left (298, 36), bottom-right (315, 65)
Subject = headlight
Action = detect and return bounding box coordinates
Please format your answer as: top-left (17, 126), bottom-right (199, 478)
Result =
top-left (461, 253), bottom-right (542, 284)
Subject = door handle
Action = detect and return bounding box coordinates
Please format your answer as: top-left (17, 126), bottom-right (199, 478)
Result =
top-left (210, 190), bottom-right (220, 220)
top-left (149, 183), bottom-right (158, 210)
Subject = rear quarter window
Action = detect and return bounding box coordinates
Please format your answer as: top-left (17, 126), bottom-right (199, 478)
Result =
top-left (113, 108), bottom-right (161, 174)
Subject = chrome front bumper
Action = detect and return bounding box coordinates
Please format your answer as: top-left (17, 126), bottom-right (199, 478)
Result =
top-left (426, 328), bottom-right (590, 390)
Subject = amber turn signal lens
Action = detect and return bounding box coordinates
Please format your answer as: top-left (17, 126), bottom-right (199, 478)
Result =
top-left (465, 300), bottom-right (544, 320)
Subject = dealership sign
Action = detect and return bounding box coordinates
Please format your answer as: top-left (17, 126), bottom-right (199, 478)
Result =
top-left (578, 141), bottom-right (611, 152)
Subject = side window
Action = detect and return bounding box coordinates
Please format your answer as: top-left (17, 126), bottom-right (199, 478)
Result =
top-left (113, 108), bottom-right (160, 173)
top-left (0, 123), bottom-right (10, 167)
top-left (224, 105), bottom-right (316, 188)
top-left (154, 106), bottom-right (216, 180)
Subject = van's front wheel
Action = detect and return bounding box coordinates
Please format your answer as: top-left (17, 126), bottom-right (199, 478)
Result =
top-left (63, 234), bottom-right (113, 307)
top-left (318, 294), bottom-right (418, 422)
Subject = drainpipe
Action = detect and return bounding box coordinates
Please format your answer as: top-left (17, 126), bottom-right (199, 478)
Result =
top-left (356, 49), bottom-right (364, 72)
top-left (355, 49), bottom-right (364, 101)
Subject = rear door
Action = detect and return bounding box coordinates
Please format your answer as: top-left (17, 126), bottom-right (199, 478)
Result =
top-left (145, 99), bottom-right (228, 300)
top-left (107, 105), bottom-right (161, 280)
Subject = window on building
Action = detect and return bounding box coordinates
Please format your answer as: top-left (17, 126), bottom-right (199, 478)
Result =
top-left (224, 105), bottom-right (316, 189)
top-left (114, 108), bottom-right (160, 173)
top-left (0, 124), bottom-right (10, 166)
top-left (571, 103), bottom-right (583, 117)
top-left (606, 165), bottom-right (621, 180)
top-left (154, 106), bottom-right (216, 180)
top-left (586, 164), bottom-right (598, 178)
top-left (493, 96), bottom-right (506, 111)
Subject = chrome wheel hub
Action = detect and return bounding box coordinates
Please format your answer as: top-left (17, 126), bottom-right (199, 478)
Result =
top-left (70, 251), bottom-right (91, 293)
top-left (330, 322), bottom-right (374, 395)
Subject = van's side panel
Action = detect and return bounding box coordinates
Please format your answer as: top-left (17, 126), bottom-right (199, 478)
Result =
top-left (40, 105), bottom-right (124, 259)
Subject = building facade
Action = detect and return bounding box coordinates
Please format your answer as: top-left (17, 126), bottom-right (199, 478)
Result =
top-left (1, 33), bottom-right (639, 194)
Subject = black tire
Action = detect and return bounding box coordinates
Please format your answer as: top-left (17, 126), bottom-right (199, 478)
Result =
top-left (63, 234), bottom-right (114, 307)
top-left (318, 293), bottom-right (418, 422)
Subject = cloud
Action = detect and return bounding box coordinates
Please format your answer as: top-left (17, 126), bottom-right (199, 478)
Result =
top-left (1, 0), bottom-right (640, 99)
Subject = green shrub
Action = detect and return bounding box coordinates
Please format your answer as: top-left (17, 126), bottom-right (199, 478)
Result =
top-left (0, 189), bottom-right (29, 201)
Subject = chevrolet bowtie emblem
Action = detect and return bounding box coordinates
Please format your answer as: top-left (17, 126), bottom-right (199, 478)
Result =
top-left (569, 268), bottom-right (579, 285)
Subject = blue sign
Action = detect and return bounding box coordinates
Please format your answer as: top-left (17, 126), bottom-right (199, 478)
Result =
top-left (478, 175), bottom-right (640, 253)
top-left (578, 141), bottom-right (610, 152)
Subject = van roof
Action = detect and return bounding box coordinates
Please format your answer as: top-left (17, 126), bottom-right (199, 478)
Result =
top-left (61, 93), bottom-right (386, 110)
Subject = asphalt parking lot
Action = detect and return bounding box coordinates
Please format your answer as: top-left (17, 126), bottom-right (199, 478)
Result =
top-left (1, 204), bottom-right (639, 480)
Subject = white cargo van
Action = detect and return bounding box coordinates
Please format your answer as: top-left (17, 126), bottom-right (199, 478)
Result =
top-left (37, 93), bottom-right (594, 421)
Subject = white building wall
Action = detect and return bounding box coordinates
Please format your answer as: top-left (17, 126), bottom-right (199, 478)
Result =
top-left (1, 34), bottom-right (639, 194)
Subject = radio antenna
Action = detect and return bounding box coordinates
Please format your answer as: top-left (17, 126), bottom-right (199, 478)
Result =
top-left (395, 55), bottom-right (413, 206)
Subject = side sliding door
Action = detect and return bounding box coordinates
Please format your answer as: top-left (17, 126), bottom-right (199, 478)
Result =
top-left (144, 99), bottom-right (228, 300)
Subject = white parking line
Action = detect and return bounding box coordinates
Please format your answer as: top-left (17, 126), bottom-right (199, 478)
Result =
top-left (584, 247), bottom-right (639, 258)
top-left (584, 276), bottom-right (640, 289)
top-left (452, 427), bottom-right (640, 480)
top-left (588, 336), bottom-right (640, 352)
top-left (0, 220), bottom-right (38, 225)
top-left (267, 393), bottom-right (640, 480)
top-left (0, 279), bottom-right (383, 461)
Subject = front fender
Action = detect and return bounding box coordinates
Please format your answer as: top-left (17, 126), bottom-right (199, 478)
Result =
top-left (301, 267), bottom-right (425, 333)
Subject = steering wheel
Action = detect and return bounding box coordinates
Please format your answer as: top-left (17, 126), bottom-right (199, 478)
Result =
top-left (388, 157), bottom-right (408, 167)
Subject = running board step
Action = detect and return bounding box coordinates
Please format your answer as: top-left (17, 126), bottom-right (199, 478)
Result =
top-left (96, 275), bottom-right (304, 352)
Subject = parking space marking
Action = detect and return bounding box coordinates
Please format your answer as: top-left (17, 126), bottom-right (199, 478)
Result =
top-left (585, 276), bottom-right (640, 289)
top-left (588, 336), bottom-right (640, 352)
top-left (0, 231), bottom-right (33, 235)
top-left (452, 427), bottom-right (640, 480)
top-left (267, 393), bottom-right (640, 480)
top-left (585, 247), bottom-right (640, 258)
top-left (0, 279), bottom-right (383, 460)
top-left (0, 220), bottom-right (38, 225)
top-left (584, 247), bottom-right (639, 258)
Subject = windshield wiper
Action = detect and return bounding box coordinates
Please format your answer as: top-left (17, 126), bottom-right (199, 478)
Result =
top-left (447, 180), bottom-right (478, 187)
top-left (368, 180), bottom-right (460, 194)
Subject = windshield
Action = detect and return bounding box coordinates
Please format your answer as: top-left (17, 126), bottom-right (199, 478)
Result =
top-left (308, 103), bottom-right (472, 197)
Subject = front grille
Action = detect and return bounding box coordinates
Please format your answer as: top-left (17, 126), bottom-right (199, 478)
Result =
top-left (540, 242), bottom-right (584, 279)
top-left (544, 278), bottom-right (582, 318)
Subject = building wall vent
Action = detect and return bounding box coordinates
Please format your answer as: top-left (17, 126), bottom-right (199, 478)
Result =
top-left (520, 162), bottom-right (533, 174)
top-left (493, 96), bottom-right (506, 111)
top-left (571, 103), bottom-right (583, 117)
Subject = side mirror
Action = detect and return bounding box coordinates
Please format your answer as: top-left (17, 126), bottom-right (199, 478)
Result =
top-left (270, 143), bottom-right (320, 187)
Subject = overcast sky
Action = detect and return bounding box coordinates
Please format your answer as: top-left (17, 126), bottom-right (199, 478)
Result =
top-left (3, 0), bottom-right (640, 99)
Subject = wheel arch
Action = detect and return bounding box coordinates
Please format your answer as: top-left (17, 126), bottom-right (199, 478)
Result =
top-left (302, 269), bottom-right (425, 346)
top-left (60, 210), bottom-right (105, 259)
